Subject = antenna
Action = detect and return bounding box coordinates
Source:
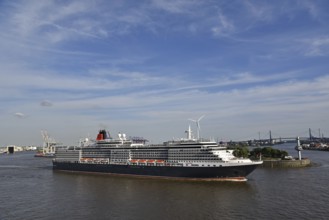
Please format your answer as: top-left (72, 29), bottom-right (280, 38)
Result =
top-left (188, 115), bottom-right (205, 139)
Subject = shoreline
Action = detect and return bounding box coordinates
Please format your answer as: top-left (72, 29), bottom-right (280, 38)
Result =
top-left (260, 158), bottom-right (311, 168)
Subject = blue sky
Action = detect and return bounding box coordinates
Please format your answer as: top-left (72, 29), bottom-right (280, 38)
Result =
top-left (1, 0), bottom-right (329, 146)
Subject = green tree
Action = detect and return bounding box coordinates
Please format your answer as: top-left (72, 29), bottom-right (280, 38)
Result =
top-left (233, 147), bottom-right (250, 158)
top-left (250, 147), bottom-right (288, 159)
top-left (261, 147), bottom-right (273, 158)
top-left (249, 147), bottom-right (262, 159)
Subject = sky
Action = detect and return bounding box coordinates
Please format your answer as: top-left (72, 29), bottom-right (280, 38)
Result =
top-left (1, 0), bottom-right (329, 146)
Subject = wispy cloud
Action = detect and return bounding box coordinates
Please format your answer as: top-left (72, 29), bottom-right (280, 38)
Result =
top-left (14, 112), bottom-right (27, 119)
top-left (9, 1), bottom-right (106, 43)
top-left (40, 100), bottom-right (53, 107)
top-left (211, 10), bottom-right (235, 37)
top-left (301, 36), bottom-right (329, 56)
top-left (151, 0), bottom-right (200, 14)
top-left (244, 0), bottom-right (273, 21)
top-left (297, 0), bottom-right (322, 20)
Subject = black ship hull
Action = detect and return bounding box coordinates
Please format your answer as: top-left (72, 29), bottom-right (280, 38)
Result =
top-left (52, 161), bottom-right (259, 181)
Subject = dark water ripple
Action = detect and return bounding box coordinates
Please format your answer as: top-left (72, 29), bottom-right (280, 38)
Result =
top-left (1, 144), bottom-right (329, 220)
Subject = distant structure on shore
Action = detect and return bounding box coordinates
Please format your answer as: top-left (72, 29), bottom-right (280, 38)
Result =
top-left (228, 128), bottom-right (328, 147)
top-left (261, 137), bottom-right (311, 168)
top-left (0, 145), bottom-right (37, 154)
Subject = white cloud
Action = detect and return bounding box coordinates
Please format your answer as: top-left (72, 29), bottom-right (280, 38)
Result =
top-left (151, 0), bottom-right (199, 14)
top-left (14, 112), bottom-right (27, 118)
top-left (7, 0), bottom-right (106, 44)
top-left (243, 0), bottom-right (273, 22)
top-left (297, 0), bottom-right (321, 20)
top-left (303, 36), bottom-right (329, 56)
top-left (1, 67), bottom-right (329, 144)
top-left (40, 100), bottom-right (53, 107)
top-left (211, 11), bottom-right (235, 37)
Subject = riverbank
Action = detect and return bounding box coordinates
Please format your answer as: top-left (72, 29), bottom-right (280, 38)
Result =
top-left (261, 158), bottom-right (311, 168)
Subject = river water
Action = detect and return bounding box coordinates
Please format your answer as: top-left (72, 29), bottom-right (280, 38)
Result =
top-left (0, 144), bottom-right (328, 220)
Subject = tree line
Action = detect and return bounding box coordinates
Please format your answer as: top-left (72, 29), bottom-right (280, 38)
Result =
top-left (232, 146), bottom-right (288, 159)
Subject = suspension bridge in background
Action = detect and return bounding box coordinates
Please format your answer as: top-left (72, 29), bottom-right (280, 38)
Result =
top-left (245, 128), bottom-right (329, 146)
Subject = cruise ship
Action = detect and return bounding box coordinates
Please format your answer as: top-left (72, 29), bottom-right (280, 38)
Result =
top-left (53, 125), bottom-right (262, 181)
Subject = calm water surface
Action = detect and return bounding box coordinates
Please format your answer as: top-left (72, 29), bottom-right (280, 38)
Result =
top-left (1, 144), bottom-right (328, 220)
